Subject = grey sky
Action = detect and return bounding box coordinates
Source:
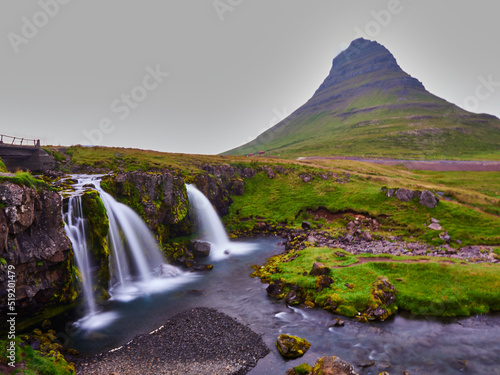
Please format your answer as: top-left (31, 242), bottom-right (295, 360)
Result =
top-left (1, 0), bottom-right (499, 155)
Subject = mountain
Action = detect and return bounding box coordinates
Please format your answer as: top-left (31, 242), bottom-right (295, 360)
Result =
top-left (225, 38), bottom-right (500, 159)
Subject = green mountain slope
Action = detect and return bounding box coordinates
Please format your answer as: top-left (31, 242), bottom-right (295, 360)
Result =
top-left (225, 38), bottom-right (500, 160)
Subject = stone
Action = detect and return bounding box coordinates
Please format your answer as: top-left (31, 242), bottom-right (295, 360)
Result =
top-left (395, 188), bottom-right (416, 202)
top-left (431, 218), bottom-right (440, 224)
top-left (439, 232), bottom-right (451, 242)
top-left (360, 231), bottom-right (372, 241)
top-left (428, 223), bottom-right (443, 231)
top-left (307, 235), bottom-right (318, 243)
top-left (419, 190), bottom-right (439, 208)
top-left (386, 188), bottom-right (396, 198)
top-left (266, 281), bottom-right (284, 298)
top-left (330, 318), bottom-right (345, 327)
top-left (276, 334), bottom-right (311, 359)
top-left (310, 262), bottom-right (331, 276)
top-left (315, 275), bottom-right (334, 291)
top-left (302, 221), bottom-right (312, 230)
top-left (191, 240), bottom-right (211, 257)
top-left (311, 356), bottom-right (359, 375)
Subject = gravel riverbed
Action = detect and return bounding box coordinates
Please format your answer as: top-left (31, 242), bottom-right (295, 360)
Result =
top-left (73, 307), bottom-right (270, 375)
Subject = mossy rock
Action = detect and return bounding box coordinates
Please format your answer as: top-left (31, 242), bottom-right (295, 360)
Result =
top-left (81, 190), bottom-right (110, 301)
top-left (276, 334), bottom-right (311, 359)
top-left (286, 363), bottom-right (313, 375)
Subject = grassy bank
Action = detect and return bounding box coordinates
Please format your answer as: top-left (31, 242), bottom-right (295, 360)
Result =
top-left (253, 247), bottom-right (500, 319)
top-left (225, 168), bottom-right (500, 246)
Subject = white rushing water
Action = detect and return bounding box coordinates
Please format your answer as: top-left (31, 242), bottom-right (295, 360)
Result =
top-left (62, 175), bottom-right (196, 329)
top-left (185, 184), bottom-right (256, 260)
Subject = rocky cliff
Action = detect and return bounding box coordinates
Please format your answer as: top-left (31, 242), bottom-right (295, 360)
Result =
top-left (0, 182), bottom-right (76, 328)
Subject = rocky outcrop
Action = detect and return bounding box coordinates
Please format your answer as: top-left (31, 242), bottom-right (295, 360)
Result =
top-left (311, 356), bottom-right (359, 375)
top-left (0, 182), bottom-right (76, 322)
top-left (381, 187), bottom-right (439, 208)
top-left (276, 334), bottom-right (311, 359)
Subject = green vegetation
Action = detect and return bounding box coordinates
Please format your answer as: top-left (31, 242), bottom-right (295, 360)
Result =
top-left (225, 168), bottom-right (500, 246)
top-left (65, 145), bottom-right (250, 175)
top-left (224, 42), bottom-right (500, 160)
top-left (0, 337), bottom-right (74, 375)
top-left (0, 171), bottom-right (54, 190)
top-left (0, 157), bottom-right (7, 172)
top-left (254, 247), bottom-right (500, 318)
top-left (81, 190), bottom-right (110, 301)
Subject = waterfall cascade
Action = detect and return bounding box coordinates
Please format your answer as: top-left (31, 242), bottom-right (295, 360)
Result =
top-left (186, 184), bottom-right (230, 259)
top-left (61, 175), bottom-right (195, 329)
top-left (185, 184), bottom-right (256, 260)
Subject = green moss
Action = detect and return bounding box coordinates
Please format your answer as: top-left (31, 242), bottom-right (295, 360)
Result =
top-left (0, 337), bottom-right (75, 374)
top-left (293, 363), bottom-right (313, 375)
top-left (254, 247), bottom-right (500, 318)
top-left (81, 190), bottom-right (110, 301)
top-left (0, 157), bottom-right (7, 172)
top-left (0, 171), bottom-right (54, 190)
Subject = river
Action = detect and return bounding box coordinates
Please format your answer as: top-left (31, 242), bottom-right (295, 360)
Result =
top-left (69, 237), bottom-right (500, 375)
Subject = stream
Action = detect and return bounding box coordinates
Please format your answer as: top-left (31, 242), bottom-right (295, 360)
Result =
top-left (69, 237), bottom-right (500, 375)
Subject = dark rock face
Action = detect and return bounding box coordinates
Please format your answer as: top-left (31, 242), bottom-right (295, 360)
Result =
top-left (0, 182), bottom-right (75, 319)
top-left (395, 188), bottom-right (420, 202)
top-left (100, 165), bottom-right (252, 265)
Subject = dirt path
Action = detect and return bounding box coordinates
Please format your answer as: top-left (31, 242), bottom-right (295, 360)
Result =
top-left (298, 157), bottom-right (500, 171)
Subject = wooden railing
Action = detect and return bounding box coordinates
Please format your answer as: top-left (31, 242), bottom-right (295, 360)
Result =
top-left (0, 134), bottom-right (40, 147)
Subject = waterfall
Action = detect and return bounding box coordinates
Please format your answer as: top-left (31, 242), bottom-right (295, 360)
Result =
top-left (186, 184), bottom-right (231, 259)
top-left (61, 175), bottom-right (196, 329)
top-left (63, 196), bottom-right (97, 316)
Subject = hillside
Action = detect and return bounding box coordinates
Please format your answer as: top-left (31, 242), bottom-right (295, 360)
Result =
top-left (225, 38), bottom-right (500, 160)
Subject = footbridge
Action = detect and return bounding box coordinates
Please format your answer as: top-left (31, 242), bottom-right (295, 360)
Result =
top-left (0, 134), bottom-right (56, 172)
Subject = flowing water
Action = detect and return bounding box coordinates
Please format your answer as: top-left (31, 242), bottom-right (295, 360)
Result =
top-left (68, 236), bottom-right (500, 375)
top-left (62, 177), bottom-right (500, 374)
top-left (61, 175), bottom-right (196, 330)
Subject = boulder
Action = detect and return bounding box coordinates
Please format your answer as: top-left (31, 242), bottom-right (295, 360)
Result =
top-left (311, 356), bottom-right (359, 375)
top-left (395, 188), bottom-right (418, 202)
top-left (276, 334), bottom-right (311, 359)
top-left (310, 262), bottom-right (330, 276)
top-left (419, 190), bottom-right (439, 208)
top-left (192, 240), bottom-right (211, 257)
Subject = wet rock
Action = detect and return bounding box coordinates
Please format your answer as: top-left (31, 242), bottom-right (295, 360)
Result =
top-left (266, 281), bottom-right (284, 298)
top-left (285, 363), bottom-right (313, 375)
top-left (276, 334), bottom-right (311, 359)
top-left (311, 356), bottom-right (359, 375)
top-left (330, 318), bottom-right (345, 327)
top-left (355, 359), bottom-right (375, 368)
top-left (310, 262), bottom-right (330, 276)
top-left (419, 190), bottom-right (439, 208)
top-left (191, 240), bottom-right (211, 257)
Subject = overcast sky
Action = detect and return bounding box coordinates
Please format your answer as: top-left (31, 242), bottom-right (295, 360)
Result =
top-left (1, 1), bottom-right (499, 154)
